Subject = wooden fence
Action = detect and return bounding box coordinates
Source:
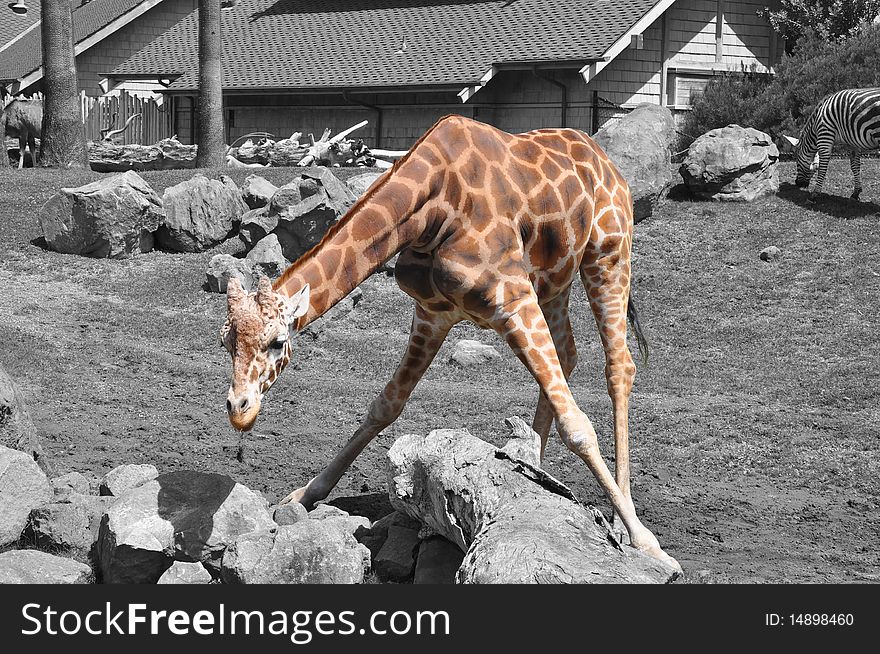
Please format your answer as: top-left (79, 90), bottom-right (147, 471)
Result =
top-left (80, 91), bottom-right (172, 144)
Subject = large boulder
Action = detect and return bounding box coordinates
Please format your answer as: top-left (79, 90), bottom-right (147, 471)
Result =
top-left (240, 174), bottom-right (279, 210)
top-left (0, 364), bottom-right (44, 471)
top-left (346, 172), bottom-right (384, 198)
top-left (593, 103), bottom-right (675, 223)
top-left (99, 463), bottom-right (158, 496)
top-left (157, 561), bottom-right (213, 584)
top-left (97, 470), bottom-right (275, 583)
top-left (680, 124), bottom-right (780, 201)
top-left (238, 206), bottom-right (278, 250)
top-left (51, 472), bottom-right (91, 500)
top-left (156, 174), bottom-right (248, 252)
top-left (205, 254), bottom-right (255, 294)
top-left (39, 170), bottom-right (163, 258)
top-left (245, 233), bottom-right (289, 279)
top-left (221, 520), bottom-right (370, 584)
top-left (27, 493), bottom-right (115, 552)
top-left (0, 550), bottom-right (92, 584)
top-left (0, 445), bottom-right (52, 547)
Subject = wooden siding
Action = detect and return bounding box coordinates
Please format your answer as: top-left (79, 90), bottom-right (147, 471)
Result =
top-left (75, 0), bottom-right (196, 97)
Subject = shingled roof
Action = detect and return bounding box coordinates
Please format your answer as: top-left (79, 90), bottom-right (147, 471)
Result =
top-left (112, 0), bottom-right (663, 93)
top-left (0, 0), bottom-right (157, 83)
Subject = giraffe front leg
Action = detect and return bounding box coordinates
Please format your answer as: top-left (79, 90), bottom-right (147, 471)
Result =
top-left (495, 297), bottom-right (680, 572)
top-left (280, 305), bottom-right (454, 508)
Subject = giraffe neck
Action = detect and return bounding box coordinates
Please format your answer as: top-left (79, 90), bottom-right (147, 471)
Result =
top-left (273, 156), bottom-right (440, 328)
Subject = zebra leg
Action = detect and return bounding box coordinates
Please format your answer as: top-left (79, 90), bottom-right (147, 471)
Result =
top-left (850, 152), bottom-right (862, 200)
top-left (810, 145), bottom-right (833, 200)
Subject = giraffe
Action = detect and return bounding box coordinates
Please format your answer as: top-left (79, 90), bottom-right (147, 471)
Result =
top-left (221, 114), bottom-right (679, 570)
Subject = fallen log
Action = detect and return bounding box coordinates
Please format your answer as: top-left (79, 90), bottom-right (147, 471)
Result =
top-left (298, 120), bottom-right (368, 167)
top-left (88, 137), bottom-right (197, 172)
top-left (387, 417), bottom-right (679, 584)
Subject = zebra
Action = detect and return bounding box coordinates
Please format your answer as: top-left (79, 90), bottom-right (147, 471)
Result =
top-left (789, 88), bottom-right (880, 200)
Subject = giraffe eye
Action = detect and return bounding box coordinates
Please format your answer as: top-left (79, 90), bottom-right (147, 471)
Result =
top-left (269, 338), bottom-right (285, 351)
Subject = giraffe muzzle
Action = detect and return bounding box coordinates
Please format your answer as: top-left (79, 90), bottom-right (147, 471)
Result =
top-left (226, 390), bottom-right (261, 431)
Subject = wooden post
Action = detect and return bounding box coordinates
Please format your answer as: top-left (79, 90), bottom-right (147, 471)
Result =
top-left (716, 0), bottom-right (724, 64)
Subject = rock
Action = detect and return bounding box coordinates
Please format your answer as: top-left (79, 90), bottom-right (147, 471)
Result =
top-left (273, 192), bottom-right (340, 262)
top-left (156, 174), bottom-right (247, 252)
top-left (99, 463), bottom-right (158, 497)
top-left (205, 254), bottom-right (254, 294)
top-left (680, 124), bottom-right (780, 202)
top-left (356, 510), bottom-right (420, 558)
top-left (27, 494), bottom-right (115, 552)
top-left (381, 253), bottom-right (399, 275)
top-left (245, 234), bottom-right (289, 279)
top-left (97, 471), bottom-right (275, 583)
top-left (269, 180), bottom-right (303, 213)
top-left (51, 472), bottom-right (91, 499)
top-left (273, 502), bottom-right (308, 526)
top-left (414, 536), bottom-right (464, 584)
top-left (308, 503), bottom-right (370, 537)
top-left (240, 174), bottom-right (279, 210)
top-left (374, 524), bottom-right (420, 582)
top-left (221, 521), bottom-right (370, 584)
top-left (593, 103), bottom-right (675, 223)
top-left (301, 168), bottom-right (357, 213)
top-left (387, 417), bottom-right (680, 584)
top-left (238, 206), bottom-right (278, 250)
top-left (448, 340), bottom-right (502, 367)
top-left (760, 246), bottom-right (782, 262)
top-left (0, 364), bottom-right (45, 470)
top-left (87, 138), bottom-right (197, 172)
top-left (0, 445), bottom-right (52, 547)
top-left (346, 172), bottom-right (384, 197)
top-left (39, 170), bottom-right (163, 258)
top-left (302, 288), bottom-right (362, 336)
top-left (157, 561), bottom-right (213, 584)
top-left (212, 234), bottom-right (249, 258)
top-left (0, 550), bottom-right (92, 584)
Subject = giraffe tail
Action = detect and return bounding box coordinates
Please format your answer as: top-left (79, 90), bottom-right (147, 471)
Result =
top-left (627, 292), bottom-right (649, 364)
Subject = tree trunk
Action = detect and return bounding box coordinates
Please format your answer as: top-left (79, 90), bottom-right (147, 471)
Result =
top-left (40, 0), bottom-right (88, 169)
top-left (387, 418), bottom-right (680, 584)
top-left (195, 0), bottom-right (225, 168)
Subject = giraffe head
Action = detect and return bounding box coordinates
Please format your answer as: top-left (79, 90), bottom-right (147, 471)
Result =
top-left (220, 276), bottom-right (310, 431)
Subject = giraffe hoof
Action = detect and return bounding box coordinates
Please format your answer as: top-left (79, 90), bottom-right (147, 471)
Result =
top-left (631, 531), bottom-right (682, 575)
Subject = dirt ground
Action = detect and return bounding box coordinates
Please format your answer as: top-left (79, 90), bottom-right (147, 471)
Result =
top-left (1, 161), bottom-right (878, 583)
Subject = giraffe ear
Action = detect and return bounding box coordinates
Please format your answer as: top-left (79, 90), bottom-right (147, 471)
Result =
top-left (226, 277), bottom-right (245, 311)
top-left (284, 284), bottom-right (310, 324)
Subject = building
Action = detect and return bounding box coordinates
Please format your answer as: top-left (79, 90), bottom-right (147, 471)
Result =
top-left (1, 0), bottom-right (782, 149)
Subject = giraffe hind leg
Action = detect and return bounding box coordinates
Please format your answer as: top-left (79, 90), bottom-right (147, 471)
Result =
top-left (580, 254), bottom-right (637, 543)
top-left (492, 290), bottom-right (679, 570)
top-left (531, 289), bottom-right (577, 460)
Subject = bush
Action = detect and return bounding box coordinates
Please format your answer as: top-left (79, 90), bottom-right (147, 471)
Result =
top-left (768, 24), bottom-right (880, 136)
top-left (679, 24), bottom-right (880, 151)
top-left (675, 67), bottom-right (774, 153)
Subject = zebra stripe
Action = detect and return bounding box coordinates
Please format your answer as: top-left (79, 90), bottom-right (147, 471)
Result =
top-left (795, 88), bottom-right (880, 199)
